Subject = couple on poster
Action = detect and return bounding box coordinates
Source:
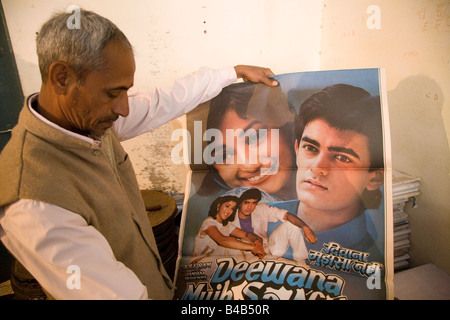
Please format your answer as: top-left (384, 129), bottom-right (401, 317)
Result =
top-left (176, 69), bottom-right (391, 300)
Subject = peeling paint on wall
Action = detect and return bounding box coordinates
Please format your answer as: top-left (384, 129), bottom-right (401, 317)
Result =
top-left (122, 118), bottom-right (187, 196)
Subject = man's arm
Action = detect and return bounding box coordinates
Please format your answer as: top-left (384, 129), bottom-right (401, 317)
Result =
top-left (205, 225), bottom-right (259, 253)
top-left (115, 65), bottom-right (277, 141)
top-left (284, 212), bottom-right (318, 244)
top-left (0, 200), bottom-right (149, 299)
top-left (229, 228), bottom-right (265, 258)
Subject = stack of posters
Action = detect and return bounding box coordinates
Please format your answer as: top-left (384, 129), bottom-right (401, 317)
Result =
top-left (173, 69), bottom-right (394, 300)
top-left (392, 170), bottom-right (420, 271)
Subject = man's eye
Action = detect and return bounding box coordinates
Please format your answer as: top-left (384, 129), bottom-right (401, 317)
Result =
top-left (303, 144), bottom-right (318, 153)
top-left (107, 91), bottom-right (119, 99)
top-left (335, 154), bottom-right (352, 163)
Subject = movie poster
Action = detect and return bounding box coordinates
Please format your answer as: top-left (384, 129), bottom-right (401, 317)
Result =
top-left (173, 69), bottom-right (393, 300)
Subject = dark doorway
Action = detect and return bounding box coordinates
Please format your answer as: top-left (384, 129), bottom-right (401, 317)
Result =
top-left (0, 0), bottom-right (24, 283)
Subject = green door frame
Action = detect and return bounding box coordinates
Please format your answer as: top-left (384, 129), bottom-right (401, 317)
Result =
top-left (0, 0), bottom-right (24, 283)
top-left (0, 0), bottom-right (24, 152)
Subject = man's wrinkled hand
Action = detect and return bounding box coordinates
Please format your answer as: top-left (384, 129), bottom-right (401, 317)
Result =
top-left (234, 65), bottom-right (278, 87)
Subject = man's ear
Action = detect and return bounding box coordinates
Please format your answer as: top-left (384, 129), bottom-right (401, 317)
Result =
top-left (47, 61), bottom-right (74, 95)
top-left (366, 169), bottom-right (384, 191)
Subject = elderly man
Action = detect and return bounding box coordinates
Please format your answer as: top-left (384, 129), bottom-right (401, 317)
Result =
top-left (0, 9), bottom-right (276, 300)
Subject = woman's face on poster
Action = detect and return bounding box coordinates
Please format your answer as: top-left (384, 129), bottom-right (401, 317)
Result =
top-left (212, 109), bottom-right (294, 195)
top-left (216, 200), bottom-right (237, 222)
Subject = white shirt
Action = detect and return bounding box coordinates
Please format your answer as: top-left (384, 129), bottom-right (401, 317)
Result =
top-left (231, 203), bottom-right (287, 242)
top-left (0, 66), bottom-right (237, 300)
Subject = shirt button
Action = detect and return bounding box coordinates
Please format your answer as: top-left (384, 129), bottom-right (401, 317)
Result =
top-left (93, 149), bottom-right (101, 155)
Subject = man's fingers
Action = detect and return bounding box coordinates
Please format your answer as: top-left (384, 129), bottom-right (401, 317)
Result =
top-left (234, 65), bottom-right (278, 86)
top-left (265, 68), bottom-right (275, 77)
top-left (254, 68), bottom-right (278, 87)
top-left (307, 235), bottom-right (318, 244)
top-left (262, 76), bottom-right (278, 87)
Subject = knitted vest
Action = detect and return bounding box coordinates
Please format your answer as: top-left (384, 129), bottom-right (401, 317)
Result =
top-left (0, 97), bottom-right (174, 299)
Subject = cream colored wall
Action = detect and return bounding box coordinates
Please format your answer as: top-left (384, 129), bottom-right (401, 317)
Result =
top-left (2, 0), bottom-right (322, 194)
top-left (320, 0), bottom-right (450, 273)
top-left (3, 0), bottom-right (449, 273)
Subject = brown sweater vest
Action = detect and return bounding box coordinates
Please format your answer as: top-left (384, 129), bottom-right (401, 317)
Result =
top-left (0, 97), bottom-right (174, 299)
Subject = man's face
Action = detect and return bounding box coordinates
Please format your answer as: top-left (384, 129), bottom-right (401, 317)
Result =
top-left (295, 119), bottom-right (378, 213)
top-left (64, 40), bottom-right (135, 138)
top-left (239, 198), bottom-right (259, 217)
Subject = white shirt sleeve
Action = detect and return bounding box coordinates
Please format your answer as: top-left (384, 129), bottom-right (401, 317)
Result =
top-left (259, 203), bottom-right (288, 223)
top-left (0, 200), bottom-right (148, 300)
top-left (114, 66), bottom-right (237, 141)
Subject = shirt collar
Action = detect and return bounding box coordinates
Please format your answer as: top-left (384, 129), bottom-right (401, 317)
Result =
top-left (27, 93), bottom-right (102, 147)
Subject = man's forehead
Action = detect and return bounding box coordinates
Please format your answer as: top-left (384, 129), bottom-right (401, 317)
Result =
top-left (304, 119), bottom-right (369, 146)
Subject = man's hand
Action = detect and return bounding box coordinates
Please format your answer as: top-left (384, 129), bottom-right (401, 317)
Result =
top-left (303, 226), bottom-right (318, 244)
top-left (251, 241), bottom-right (266, 259)
top-left (234, 65), bottom-right (278, 87)
top-left (285, 212), bottom-right (318, 244)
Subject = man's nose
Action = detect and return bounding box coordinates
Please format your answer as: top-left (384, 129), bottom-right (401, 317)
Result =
top-left (310, 154), bottom-right (329, 177)
top-left (112, 92), bottom-right (130, 117)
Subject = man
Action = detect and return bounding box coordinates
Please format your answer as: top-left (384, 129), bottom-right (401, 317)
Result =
top-left (0, 9), bottom-right (277, 300)
top-left (231, 188), bottom-right (317, 262)
top-left (294, 84), bottom-right (384, 259)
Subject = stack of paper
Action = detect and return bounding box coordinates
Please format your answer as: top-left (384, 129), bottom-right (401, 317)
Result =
top-left (392, 170), bottom-right (420, 271)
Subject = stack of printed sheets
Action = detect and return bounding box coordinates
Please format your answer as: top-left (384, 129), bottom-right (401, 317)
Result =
top-left (392, 170), bottom-right (420, 271)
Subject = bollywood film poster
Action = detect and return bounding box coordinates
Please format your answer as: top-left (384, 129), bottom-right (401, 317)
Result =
top-left (173, 69), bottom-right (394, 300)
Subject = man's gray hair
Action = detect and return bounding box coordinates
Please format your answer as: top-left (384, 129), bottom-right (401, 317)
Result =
top-left (36, 9), bottom-right (132, 83)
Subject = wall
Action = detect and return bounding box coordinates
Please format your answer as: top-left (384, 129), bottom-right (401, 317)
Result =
top-left (320, 0), bottom-right (450, 273)
top-left (2, 0), bottom-right (449, 274)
